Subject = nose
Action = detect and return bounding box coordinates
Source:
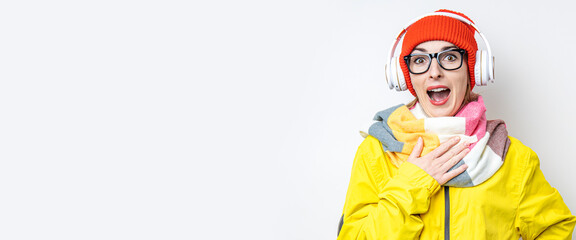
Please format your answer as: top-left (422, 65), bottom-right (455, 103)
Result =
top-left (427, 59), bottom-right (442, 79)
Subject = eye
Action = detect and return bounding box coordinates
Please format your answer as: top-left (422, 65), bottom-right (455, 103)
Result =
top-left (443, 54), bottom-right (458, 62)
top-left (412, 56), bottom-right (427, 65)
top-left (440, 50), bottom-right (463, 63)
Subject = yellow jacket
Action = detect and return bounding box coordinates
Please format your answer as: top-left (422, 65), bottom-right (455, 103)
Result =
top-left (337, 136), bottom-right (575, 239)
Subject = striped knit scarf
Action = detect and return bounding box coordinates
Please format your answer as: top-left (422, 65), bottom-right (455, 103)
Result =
top-left (367, 96), bottom-right (510, 187)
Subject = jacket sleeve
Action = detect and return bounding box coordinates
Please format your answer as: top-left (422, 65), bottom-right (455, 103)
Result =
top-left (515, 148), bottom-right (576, 240)
top-left (337, 137), bottom-right (441, 240)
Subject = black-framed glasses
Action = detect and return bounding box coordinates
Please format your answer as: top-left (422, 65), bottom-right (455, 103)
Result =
top-left (403, 49), bottom-right (467, 74)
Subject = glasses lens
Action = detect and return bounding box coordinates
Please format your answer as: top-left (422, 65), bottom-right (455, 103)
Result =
top-left (407, 55), bottom-right (430, 74)
top-left (438, 50), bottom-right (463, 70)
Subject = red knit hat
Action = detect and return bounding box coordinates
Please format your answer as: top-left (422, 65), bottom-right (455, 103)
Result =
top-left (400, 9), bottom-right (478, 96)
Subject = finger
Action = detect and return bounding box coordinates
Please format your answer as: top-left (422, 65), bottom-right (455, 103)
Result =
top-left (440, 147), bottom-right (470, 172)
top-left (438, 140), bottom-right (470, 163)
top-left (429, 136), bottom-right (460, 158)
top-left (439, 164), bottom-right (468, 185)
top-left (409, 137), bottom-right (424, 160)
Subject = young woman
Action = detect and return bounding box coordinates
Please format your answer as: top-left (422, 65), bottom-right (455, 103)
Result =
top-left (337, 9), bottom-right (575, 239)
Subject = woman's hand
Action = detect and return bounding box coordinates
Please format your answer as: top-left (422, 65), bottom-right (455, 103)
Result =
top-left (407, 137), bottom-right (470, 185)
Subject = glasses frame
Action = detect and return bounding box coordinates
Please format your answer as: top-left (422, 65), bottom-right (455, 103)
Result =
top-left (403, 49), bottom-right (467, 74)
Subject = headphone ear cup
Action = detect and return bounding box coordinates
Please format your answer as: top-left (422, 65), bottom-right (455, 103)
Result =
top-left (474, 50), bottom-right (492, 86)
top-left (395, 57), bottom-right (407, 91)
top-left (387, 57), bottom-right (407, 91)
top-left (488, 54), bottom-right (494, 83)
top-left (385, 60), bottom-right (394, 90)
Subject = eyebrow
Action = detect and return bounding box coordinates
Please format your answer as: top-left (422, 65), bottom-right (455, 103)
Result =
top-left (412, 45), bottom-right (458, 53)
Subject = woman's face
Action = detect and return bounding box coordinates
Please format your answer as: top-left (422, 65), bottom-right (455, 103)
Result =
top-left (409, 40), bottom-right (469, 117)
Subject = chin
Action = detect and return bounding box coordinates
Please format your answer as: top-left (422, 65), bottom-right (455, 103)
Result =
top-left (426, 104), bottom-right (458, 117)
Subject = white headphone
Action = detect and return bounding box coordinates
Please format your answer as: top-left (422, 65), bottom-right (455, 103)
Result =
top-left (385, 11), bottom-right (495, 91)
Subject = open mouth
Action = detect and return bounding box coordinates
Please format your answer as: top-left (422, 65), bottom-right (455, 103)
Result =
top-left (427, 87), bottom-right (451, 105)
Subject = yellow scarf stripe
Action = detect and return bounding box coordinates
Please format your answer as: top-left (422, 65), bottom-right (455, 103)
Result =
top-left (386, 106), bottom-right (441, 167)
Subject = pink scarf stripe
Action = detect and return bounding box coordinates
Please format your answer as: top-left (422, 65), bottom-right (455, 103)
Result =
top-left (455, 96), bottom-right (487, 149)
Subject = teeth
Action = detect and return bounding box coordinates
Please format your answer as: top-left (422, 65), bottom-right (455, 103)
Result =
top-left (428, 88), bottom-right (448, 92)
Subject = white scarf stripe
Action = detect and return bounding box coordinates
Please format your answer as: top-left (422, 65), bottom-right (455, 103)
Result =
top-left (461, 132), bottom-right (503, 185)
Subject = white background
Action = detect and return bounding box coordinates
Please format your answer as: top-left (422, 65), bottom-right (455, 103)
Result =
top-left (1, 0), bottom-right (575, 239)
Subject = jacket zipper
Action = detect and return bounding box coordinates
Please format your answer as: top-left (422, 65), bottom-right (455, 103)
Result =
top-left (444, 186), bottom-right (450, 240)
